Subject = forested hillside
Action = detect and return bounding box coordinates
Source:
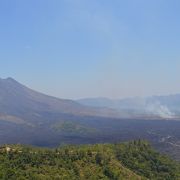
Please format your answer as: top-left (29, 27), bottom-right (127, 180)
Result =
top-left (0, 140), bottom-right (179, 180)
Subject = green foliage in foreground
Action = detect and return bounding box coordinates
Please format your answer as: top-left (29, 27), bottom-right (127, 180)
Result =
top-left (0, 140), bottom-right (179, 180)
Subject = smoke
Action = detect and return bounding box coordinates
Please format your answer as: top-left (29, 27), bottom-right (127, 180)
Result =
top-left (146, 101), bottom-right (174, 119)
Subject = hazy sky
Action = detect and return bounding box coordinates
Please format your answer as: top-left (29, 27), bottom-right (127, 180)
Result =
top-left (0, 0), bottom-right (180, 99)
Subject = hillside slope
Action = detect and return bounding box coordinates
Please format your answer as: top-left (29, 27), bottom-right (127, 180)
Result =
top-left (0, 141), bottom-right (179, 180)
top-left (0, 78), bottom-right (119, 126)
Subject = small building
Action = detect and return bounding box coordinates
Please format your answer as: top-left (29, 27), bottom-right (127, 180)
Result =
top-left (6, 147), bottom-right (11, 153)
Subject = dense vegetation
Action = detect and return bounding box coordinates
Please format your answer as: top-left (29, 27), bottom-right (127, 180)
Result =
top-left (0, 140), bottom-right (179, 180)
top-left (52, 120), bottom-right (98, 135)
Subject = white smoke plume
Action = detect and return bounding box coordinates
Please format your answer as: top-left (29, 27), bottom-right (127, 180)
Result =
top-left (146, 101), bottom-right (174, 119)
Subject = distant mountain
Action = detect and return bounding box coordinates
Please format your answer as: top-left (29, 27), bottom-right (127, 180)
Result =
top-left (77, 95), bottom-right (180, 119)
top-left (0, 77), bottom-right (119, 146)
top-left (0, 78), bottom-right (120, 126)
top-left (0, 78), bottom-right (180, 161)
top-left (0, 77), bottom-right (178, 124)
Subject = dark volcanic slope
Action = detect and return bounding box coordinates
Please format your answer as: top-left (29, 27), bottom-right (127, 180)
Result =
top-left (0, 78), bottom-right (119, 125)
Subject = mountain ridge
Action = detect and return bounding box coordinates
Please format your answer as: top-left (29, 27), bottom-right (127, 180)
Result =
top-left (1, 77), bottom-right (179, 120)
top-left (0, 77), bottom-right (121, 125)
top-left (77, 95), bottom-right (180, 119)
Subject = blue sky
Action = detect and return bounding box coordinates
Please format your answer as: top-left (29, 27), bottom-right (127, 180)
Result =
top-left (0, 0), bottom-right (180, 99)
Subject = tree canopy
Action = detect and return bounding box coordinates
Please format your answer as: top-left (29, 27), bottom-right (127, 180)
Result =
top-left (0, 140), bottom-right (179, 180)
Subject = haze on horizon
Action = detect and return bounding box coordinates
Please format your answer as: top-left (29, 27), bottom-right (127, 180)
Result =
top-left (0, 0), bottom-right (180, 99)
